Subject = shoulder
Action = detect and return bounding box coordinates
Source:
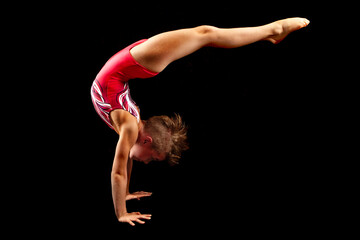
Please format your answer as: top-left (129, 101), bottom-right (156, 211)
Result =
top-left (110, 109), bottom-right (139, 136)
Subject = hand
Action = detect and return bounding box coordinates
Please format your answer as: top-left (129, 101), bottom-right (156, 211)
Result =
top-left (118, 212), bottom-right (152, 226)
top-left (126, 191), bottom-right (152, 201)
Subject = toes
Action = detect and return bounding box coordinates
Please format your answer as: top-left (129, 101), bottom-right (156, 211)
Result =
top-left (301, 18), bottom-right (310, 27)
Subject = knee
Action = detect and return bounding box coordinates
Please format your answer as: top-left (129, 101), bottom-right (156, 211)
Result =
top-left (194, 25), bottom-right (218, 34)
top-left (193, 25), bottom-right (220, 45)
top-left (194, 25), bottom-right (219, 37)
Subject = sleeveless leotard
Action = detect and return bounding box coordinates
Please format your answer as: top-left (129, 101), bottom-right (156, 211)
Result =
top-left (91, 39), bottom-right (158, 130)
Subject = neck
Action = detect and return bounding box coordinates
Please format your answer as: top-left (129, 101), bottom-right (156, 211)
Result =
top-left (136, 120), bottom-right (145, 143)
top-left (138, 120), bottom-right (145, 132)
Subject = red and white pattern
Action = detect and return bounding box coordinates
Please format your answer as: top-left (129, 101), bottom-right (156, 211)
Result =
top-left (117, 83), bottom-right (140, 122)
top-left (91, 80), bottom-right (140, 130)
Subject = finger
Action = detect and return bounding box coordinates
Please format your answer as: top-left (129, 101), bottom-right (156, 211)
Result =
top-left (137, 191), bottom-right (152, 195)
top-left (135, 219), bottom-right (145, 224)
top-left (135, 191), bottom-right (147, 194)
top-left (140, 214), bottom-right (152, 219)
top-left (128, 220), bottom-right (135, 226)
top-left (136, 193), bottom-right (152, 197)
top-left (138, 193), bottom-right (152, 197)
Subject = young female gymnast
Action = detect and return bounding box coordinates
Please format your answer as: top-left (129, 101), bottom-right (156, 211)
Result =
top-left (91, 17), bottom-right (310, 226)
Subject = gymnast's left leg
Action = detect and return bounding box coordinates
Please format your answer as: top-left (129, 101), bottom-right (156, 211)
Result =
top-left (130, 17), bottom-right (310, 73)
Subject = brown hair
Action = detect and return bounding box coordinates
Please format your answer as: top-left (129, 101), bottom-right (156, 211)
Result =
top-left (143, 114), bottom-right (189, 165)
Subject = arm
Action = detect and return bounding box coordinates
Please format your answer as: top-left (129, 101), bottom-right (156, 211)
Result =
top-left (126, 157), bottom-right (133, 195)
top-left (125, 157), bottom-right (153, 201)
top-left (110, 110), bottom-right (151, 226)
top-left (111, 124), bottom-right (135, 219)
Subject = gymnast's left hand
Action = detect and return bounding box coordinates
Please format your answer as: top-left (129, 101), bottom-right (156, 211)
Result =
top-left (126, 191), bottom-right (152, 201)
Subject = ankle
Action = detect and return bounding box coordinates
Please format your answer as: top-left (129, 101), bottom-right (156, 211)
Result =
top-left (268, 22), bottom-right (283, 37)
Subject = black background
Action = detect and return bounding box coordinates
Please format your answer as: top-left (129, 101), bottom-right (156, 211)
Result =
top-left (8, 2), bottom-right (345, 238)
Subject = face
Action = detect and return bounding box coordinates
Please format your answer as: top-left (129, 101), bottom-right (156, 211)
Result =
top-left (129, 141), bottom-right (166, 164)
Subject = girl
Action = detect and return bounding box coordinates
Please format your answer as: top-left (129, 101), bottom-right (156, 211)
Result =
top-left (91, 17), bottom-right (310, 226)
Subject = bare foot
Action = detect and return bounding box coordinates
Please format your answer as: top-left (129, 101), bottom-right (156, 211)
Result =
top-left (266, 17), bottom-right (310, 44)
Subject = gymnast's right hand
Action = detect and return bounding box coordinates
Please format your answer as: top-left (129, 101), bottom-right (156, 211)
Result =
top-left (118, 212), bottom-right (152, 226)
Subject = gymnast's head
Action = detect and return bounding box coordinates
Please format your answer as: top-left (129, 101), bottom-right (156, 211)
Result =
top-left (130, 114), bottom-right (189, 165)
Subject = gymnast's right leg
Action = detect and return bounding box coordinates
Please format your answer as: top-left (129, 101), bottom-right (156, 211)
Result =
top-left (130, 17), bottom-right (310, 73)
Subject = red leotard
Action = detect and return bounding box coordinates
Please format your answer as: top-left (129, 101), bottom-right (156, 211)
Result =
top-left (91, 40), bottom-right (158, 130)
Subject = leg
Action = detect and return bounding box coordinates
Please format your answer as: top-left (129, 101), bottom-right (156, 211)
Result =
top-left (130, 17), bottom-right (310, 73)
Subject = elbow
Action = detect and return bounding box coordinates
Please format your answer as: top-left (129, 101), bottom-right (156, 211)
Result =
top-left (111, 170), bottom-right (127, 180)
top-left (111, 172), bottom-right (127, 187)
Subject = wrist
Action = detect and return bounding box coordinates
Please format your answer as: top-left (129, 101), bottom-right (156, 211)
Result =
top-left (117, 210), bottom-right (128, 219)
